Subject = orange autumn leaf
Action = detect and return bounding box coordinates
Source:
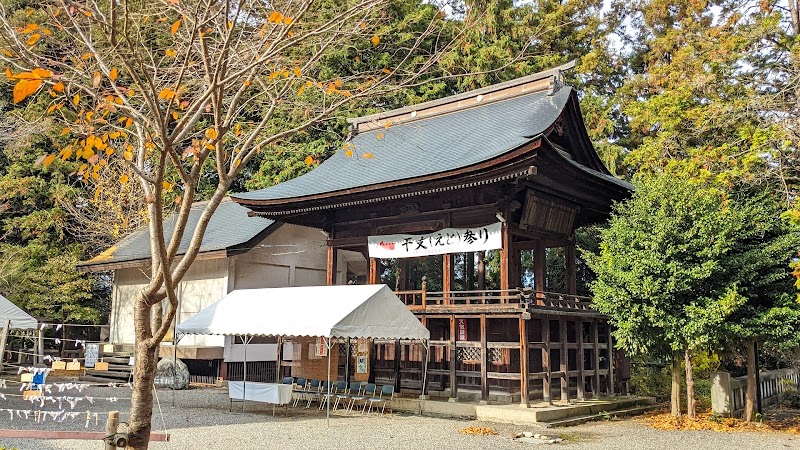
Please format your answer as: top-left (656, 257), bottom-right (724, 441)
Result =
top-left (92, 71), bottom-right (101, 87)
top-left (42, 154), bottom-right (56, 167)
top-left (123, 150), bottom-right (133, 161)
top-left (52, 82), bottom-right (64, 93)
top-left (162, 181), bottom-right (173, 191)
top-left (119, 174), bottom-right (129, 184)
top-left (283, 16), bottom-right (293, 25)
top-left (165, 48), bottom-right (177, 57)
top-left (26, 33), bottom-right (41, 45)
top-left (304, 155), bottom-right (313, 165)
top-left (170, 20), bottom-right (181, 35)
top-left (371, 35), bottom-right (380, 46)
top-left (21, 23), bottom-right (38, 33)
top-left (109, 67), bottom-right (118, 81)
top-left (72, 93), bottom-right (80, 106)
top-left (345, 149), bottom-right (354, 158)
top-left (362, 152), bottom-right (375, 159)
top-left (376, 133), bottom-right (384, 140)
top-left (293, 66), bottom-right (301, 77)
top-left (158, 88), bottom-right (176, 100)
top-left (13, 78), bottom-right (43, 104)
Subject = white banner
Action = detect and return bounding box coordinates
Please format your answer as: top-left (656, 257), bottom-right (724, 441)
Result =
top-left (368, 222), bottom-right (502, 258)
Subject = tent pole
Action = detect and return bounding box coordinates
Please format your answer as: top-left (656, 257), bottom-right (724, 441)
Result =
top-left (242, 334), bottom-right (249, 413)
top-left (326, 336), bottom-right (332, 426)
top-left (421, 339), bottom-right (429, 415)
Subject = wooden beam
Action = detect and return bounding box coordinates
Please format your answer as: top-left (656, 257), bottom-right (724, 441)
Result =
top-left (477, 251), bottom-right (486, 290)
top-left (560, 319), bottom-right (569, 403)
top-left (450, 315), bottom-right (457, 399)
top-left (276, 336), bottom-right (284, 383)
top-left (500, 225), bottom-right (511, 290)
top-left (326, 236), bottom-right (367, 247)
top-left (443, 254), bottom-right (453, 296)
top-left (394, 340), bottom-right (402, 392)
top-left (577, 321), bottom-right (585, 401)
top-left (398, 259), bottom-right (409, 291)
top-left (607, 329), bottom-right (615, 396)
top-left (0, 430), bottom-right (170, 441)
top-left (326, 244), bottom-right (338, 286)
top-left (480, 314), bottom-right (489, 401)
top-left (565, 243), bottom-right (577, 295)
top-left (593, 320), bottom-right (601, 398)
top-left (519, 317), bottom-right (530, 407)
top-left (542, 317), bottom-right (551, 403)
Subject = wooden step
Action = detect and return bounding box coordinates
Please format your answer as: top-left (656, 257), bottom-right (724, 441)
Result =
top-left (542, 405), bottom-right (658, 427)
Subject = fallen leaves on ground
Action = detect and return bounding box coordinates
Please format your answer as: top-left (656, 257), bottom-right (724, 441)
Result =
top-left (458, 426), bottom-right (498, 436)
top-left (640, 410), bottom-right (800, 435)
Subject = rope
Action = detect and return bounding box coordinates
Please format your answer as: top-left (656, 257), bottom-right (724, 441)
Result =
top-left (152, 384), bottom-right (170, 443)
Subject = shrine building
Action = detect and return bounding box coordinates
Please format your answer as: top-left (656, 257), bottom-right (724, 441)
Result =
top-left (232, 62), bottom-right (633, 405)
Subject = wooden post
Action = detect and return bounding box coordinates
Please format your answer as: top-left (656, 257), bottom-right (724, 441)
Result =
top-left (577, 321), bottom-right (585, 401)
top-left (519, 317), bottom-right (530, 407)
top-left (393, 340), bottom-right (402, 392)
top-left (368, 258), bottom-right (379, 284)
top-left (477, 251), bottom-right (486, 290)
top-left (36, 329), bottom-right (44, 365)
top-left (592, 321), bottom-right (601, 398)
top-left (560, 319), bottom-right (569, 403)
top-left (542, 317), bottom-right (551, 403)
top-left (275, 337), bottom-right (283, 383)
top-left (0, 319), bottom-right (9, 372)
top-left (500, 225), bottom-right (511, 290)
top-left (326, 244), bottom-right (338, 286)
top-left (104, 411), bottom-right (119, 450)
top-left (449, 315), bottom-right (457, 399)
top-left (607, 330), bottom-right (615, 396)
top-left (465, 252), bottom-right (475, 290)
top-left (398, 259), bottom-right (409, 291)
top-left (345, 338), bottom-right (351, 385)
top-left (533, 240), bottom-right (546, 303)
top-left (480, 314), bottom-right (488, 402)
top-left (443, 254), bottom-right (453, 299)
top-left (565, 244), bottom-right (577, 296)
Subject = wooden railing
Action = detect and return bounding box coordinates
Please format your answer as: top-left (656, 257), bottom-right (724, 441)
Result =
top-left (395, 284), bottom-right (597, 314)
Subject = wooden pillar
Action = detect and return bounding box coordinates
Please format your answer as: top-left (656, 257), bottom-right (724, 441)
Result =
top-left (542, 317), bottom-right (551, 403)
top-left (592, 320), bottom-right (601, 398)
top-left (560, 319), bottom-right (569, 403)
top-left (500, 225), bottom-right (511, 290)
top-left (326, 244), bottom-right (338, 286)
top-left (565, 244), bottom-right (577, 296)
top-left (577, 321), bottom-right (585, 401)
top-left (519, 317), bottom-right (530, 407)
top-left (345, 338), bottom-right (351, 384)
top-left (511, 246), bottom-right (521, 290)
top-left (450, 315), bottom-right (457, 399)
top-left (477, 251), bottom-right (486, 290)
top-left (394, 340), bottom-right (402, 392)
top-left (480, 314), bottom-right (488, 401)
top-left (465, 252), bottom-right (475, 290)
top-left (36, 329), bottom-right (44, 365)
top-left (607, 330), bottom-right (615, 396)
top-left (368, 258), bottom-right (379, 284)
top-left (0, 319), bottom-right (9, 373)
top-left (443, 254), bottom-right (453, 296)
top-left (533, 240), bottom-right (546, 303)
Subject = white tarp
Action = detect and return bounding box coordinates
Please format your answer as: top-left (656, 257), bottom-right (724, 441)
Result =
top-left (176, 284), bottom-right (430, 340)
top-left (0, 293), bottom-right (37, 330)
top-left (367, 222), bottom-right (502, 258)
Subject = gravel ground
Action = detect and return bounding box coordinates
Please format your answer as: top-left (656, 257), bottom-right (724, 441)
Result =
top-left (0, 384), bottom-right (798, 450)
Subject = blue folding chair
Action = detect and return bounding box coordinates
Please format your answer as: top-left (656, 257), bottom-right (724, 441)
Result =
top-left (367, 385), bottom-right (395, 415)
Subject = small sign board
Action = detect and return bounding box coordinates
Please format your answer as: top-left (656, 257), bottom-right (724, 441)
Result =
top-left (315, 337), bottom-right (328, 357)
top-left (84, 343), bottom-right (99, 368)
top-left (22, 389), bottom-right (41, 400)
top-left (20, 373), bottom-right (33, 383)
top-left (103, 344), bottom-right (115, 353)
top-left (51, 361), bottom-right (66, 370)
top-left (457, 319), bottom-right (468, 341)
top-left (94, 361), bottom-right (109, 371)
top-left (65, 360), bottom-right (81, 371)
top-left (357, 355), bottom-right (368, 374)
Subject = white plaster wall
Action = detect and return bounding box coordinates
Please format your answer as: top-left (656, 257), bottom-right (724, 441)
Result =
top-left (109, 267), bottom-right (150, 344)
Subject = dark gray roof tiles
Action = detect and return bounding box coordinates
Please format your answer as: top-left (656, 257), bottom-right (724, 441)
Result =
top-left (80, 198), bottom-right (275, 268)
top-left (234, 87), bottom-right (574, 202)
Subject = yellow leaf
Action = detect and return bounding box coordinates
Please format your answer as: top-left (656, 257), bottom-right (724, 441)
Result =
top-left (293, 66), bottom-right (301, 77)
top-left (91, 171), bottom-right (99, 180)
top-left (60, 127), bottom-right (70, 136)
top-left (46, 102), bottom-right (62, 114)
top-left (283, 16), bottom-right (293, 25)
top-left (162, 181), bottom-right (172, 191)
top-left (92, 71), bottom-right (101, 88)
top-left (109, 131), bottom-right (120, 139)
top-left (125, 118), bottom-right (133, 127)
top-left (371, 35), bottom-right (380, 46)
top-left (109, 68), bottom-right (118, 81)
top-left (268, 11), bottom-right (283, 23)
top-left (158, 88), bottom-right (175, 100)
top-left (84, 11), bottom-right (93, 17)
top-left (81, 53), bottom-right (93, 61)
top-left (13, 78), bottom-right (43, 104)
top-left (243, 80), bottom-right (251, 87)
top-left (1, 49), bottom-right (14, 57)
top-left (384, 121), bottom-right (391, 129)
top-left (119, 174), bottom-right (129, 184)
top-left (297, 85), bottom-right (305, 96)
top-left (52, 82), bottom-right (64, 93)
top-left (170, 20), bottom-right (181, 35)
top-left (123, 150), bottom-right (133, 161)
top-left (172, 111), bottom-right (179, 120)
top-left (345, 149), bottom-right (354, 158)
top-left (26, 33), bottom-right (41, 45)
top-left (21, 23), bottom-right (38, 33)
top-left (105, 148), bottom-right (114, 156)
top-left (376, 133), bottom-right (384, 140)
top-left (72, 93), bottom-right (80, 106)
top-left (165, 48), bottom-right (177, 57)
top-left (42, 154), bottom-right (55, 167)
top-left (204, 143), bottom-right (215, 150)
top-left (362, 152), bottom-right (374, 159)
top-left (304, 155), bottom-right (313, 165)
top-left (205, 128), bottom-right (218, 140)
top-left (60, 146), bottom-right (73, 161)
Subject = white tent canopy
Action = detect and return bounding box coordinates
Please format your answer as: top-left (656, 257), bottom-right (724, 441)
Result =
top-left (177, 284), bottom-right (429, 340)
top-left (0, 293), bottom-right (37, 330)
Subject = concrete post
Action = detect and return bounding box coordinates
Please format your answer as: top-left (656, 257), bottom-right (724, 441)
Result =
top-left (711, 371), bottom-right (732, 417)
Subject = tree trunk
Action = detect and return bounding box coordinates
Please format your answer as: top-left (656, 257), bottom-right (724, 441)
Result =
top-left (127, 292), bottom-right (161, 449)
top-left (684, 347), bottom-right (696, 418)
top-left (671, 352), bottom-right (681, 417)
top-left (744, 340), bottom-right (757, 422)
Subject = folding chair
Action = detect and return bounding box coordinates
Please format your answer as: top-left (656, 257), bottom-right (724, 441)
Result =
top-left (319, 380), bottom-right (347, 410)
top-left (292, 377), bottom-right (308, 407)
top-left (304, 379), bottom-right (322, 408)
top-left (348, 382), bottom-right (375, 413)
top-left (367, 385), bottom-right (395, 415)
top-left (334, 382), bottom-right (361, 411)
